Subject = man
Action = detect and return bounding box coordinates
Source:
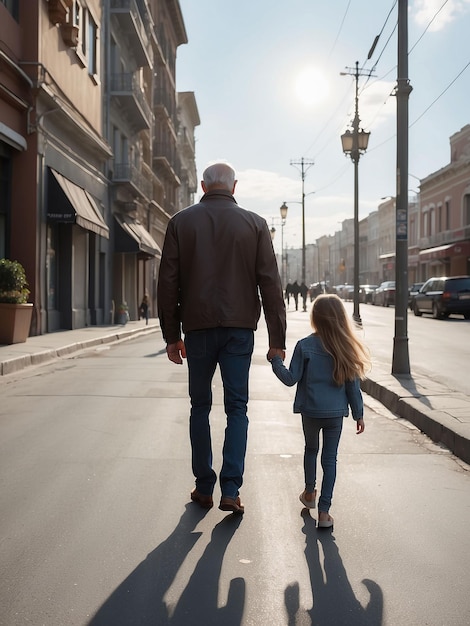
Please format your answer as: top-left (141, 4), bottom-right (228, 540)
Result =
top-left (157, 162), bottom-right (286, 514)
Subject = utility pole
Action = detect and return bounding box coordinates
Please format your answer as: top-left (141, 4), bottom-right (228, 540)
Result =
top-left (392, 0), bottom-right (412, 375)
top-left (290, 157), bottom-right (314, 287)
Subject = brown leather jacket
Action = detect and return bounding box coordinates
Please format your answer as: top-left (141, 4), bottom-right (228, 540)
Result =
top-left (157, 190), bottom-right (286, 348)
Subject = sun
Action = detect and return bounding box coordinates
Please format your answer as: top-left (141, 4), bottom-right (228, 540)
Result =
top-left (294, 67), bottom-right (330, 106)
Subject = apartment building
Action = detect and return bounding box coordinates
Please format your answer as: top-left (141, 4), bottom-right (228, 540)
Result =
top-left (0, 0), bottom-right (197, 336)
top-left (1, 0), bottom-right (112, 334)
top-left (418, 124), bottom-right (470, 279)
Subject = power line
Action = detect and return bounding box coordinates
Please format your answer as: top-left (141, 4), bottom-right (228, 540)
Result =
top-left (409, 0), bottom-right (450, 54)
top-left (410, 60), bottom-right (470, 127)
top-left (326, 0), bottom-right (352, 61)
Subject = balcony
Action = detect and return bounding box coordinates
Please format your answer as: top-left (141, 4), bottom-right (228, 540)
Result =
top-left (419, 225), bottom-right (470, 250)
top-left (110, 73), bottom-right (152, 131)
top-left (153, 141), bottom-right (181, 185)
top-left (112, 163), bottom-right (152, 200)
top-left (154, 88), bottom-right (177, 129)
top-left (110, 0), bottom-right (152, 68)
top-left (179, 127), bottom-right (196, 158)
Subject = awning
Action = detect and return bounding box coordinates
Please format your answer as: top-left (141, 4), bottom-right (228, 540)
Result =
top-left (418, 241), bottom-right (470, 262)
top-left (114, 215), bottom-right (161, 258)
top-left (48, 168), bottom-right (109, 239)
top-left (379, 252), bottom-right (395, 260)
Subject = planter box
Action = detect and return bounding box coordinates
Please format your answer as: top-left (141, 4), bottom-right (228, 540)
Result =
top-left (0, 303), bottom-right (33, 344)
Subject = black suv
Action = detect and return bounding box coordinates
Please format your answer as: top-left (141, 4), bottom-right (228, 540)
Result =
top-left (413, 276), bottom-right (470, 319)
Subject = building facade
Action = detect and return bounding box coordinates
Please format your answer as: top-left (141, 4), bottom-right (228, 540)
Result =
top-left (0, 0), bottom-right (198, 337)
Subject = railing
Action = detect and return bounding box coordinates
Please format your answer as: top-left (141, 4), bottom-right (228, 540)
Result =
top-left (113, 163), bottom-right (152, 199)
top-left (110, 0), bottom-right (152, 66)
top-left (419, 225), bottom-right (470, 249)
top-left (154, 88), bottom-right (177, 127)
top-left (110, 72), bottom-right (152, 124)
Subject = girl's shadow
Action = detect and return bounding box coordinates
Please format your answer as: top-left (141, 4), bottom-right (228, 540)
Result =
top-left (285, 510), bottom-right (383, 625)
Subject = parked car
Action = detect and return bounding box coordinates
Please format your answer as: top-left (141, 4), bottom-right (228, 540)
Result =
top-left (412, 276), bottom-right (470, 319)
top-left (372, 281), bottom-right (395, 307)
top-left (359, 284), bottom-right (378, 303)
top-left (408, 282), bottom-right (424, 310)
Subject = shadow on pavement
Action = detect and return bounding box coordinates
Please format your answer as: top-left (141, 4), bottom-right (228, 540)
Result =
top-left (87, 505), bottom-right (244, 626)
top-left (284, 511), bottom-right (383, 625)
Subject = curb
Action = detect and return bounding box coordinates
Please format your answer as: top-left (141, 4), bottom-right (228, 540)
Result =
top-left (0, 325), bottom-right (158, 376)
top-left (362, 376), bottom-right (470, 465)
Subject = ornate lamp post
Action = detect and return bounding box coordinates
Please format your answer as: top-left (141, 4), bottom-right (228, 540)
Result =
top-left (270, 202), bottom-right (288, 288)
top-left (279, 202), bottom-right (288, 287)
top-left (341, 61), bottom-right (370, 326)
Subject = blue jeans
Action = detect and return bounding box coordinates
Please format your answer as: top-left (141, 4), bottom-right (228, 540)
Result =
top-left (301, 416), bottom-right (343, 513)
top-left (184, 328), bottom-right (254, 499)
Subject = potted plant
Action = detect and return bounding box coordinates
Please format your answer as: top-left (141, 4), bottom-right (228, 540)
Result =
top-left (116, 301), bottom-right (129, 325)
top-left (0, 258), bottom-right (33, 344)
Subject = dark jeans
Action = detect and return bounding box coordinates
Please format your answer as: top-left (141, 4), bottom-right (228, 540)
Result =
top-left (301, 416), bottom-right (344, 513)
top-left (184, 327), bottom-right (254, 499)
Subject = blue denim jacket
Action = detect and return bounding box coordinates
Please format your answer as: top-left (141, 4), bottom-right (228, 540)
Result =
top-left (271, 334), bottom-right (363, 419)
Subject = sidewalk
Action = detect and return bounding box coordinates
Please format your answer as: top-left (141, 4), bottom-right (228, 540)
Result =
top-left (1, 317), bottom-right (469, 466)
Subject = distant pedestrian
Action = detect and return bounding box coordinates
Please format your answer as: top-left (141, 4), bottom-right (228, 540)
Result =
top-left (268, 294), bottom-right (370, 528)
top-left (158, 162), bottom-right (286, 514)
top-left (285, 282), bottom-right (292, 307)
top-left (291, 280), bottom-right (300, 310)
top-left (139, 294), bottom-right (149, 325)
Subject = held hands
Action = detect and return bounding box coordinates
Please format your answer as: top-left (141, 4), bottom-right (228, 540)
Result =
top-left (166, 340), bottom-right (186, 364)
top-left (356, 418), bottom-right (365, 434)
top-left (266, 348), bottom-right (286, 362)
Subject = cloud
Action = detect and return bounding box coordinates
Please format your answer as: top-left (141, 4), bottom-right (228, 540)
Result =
top-left (412, 0), bottom-right (470, 32)
top-left (235, 169), bottom-right (301, 204)
top-left (360, 81), bottom-right (396, 129)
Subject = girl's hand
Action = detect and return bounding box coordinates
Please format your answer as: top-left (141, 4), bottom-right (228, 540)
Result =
top-left (356, 418), bottom-right (365, 434)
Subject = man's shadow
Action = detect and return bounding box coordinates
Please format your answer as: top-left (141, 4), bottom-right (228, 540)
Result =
top-left (285, 511), bottom-right (383, 626)
top-left (87, 506), bottom-right (245, 626)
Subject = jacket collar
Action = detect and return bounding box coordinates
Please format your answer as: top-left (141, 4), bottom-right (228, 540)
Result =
top-left (201, 189), bottom-right (237, 203)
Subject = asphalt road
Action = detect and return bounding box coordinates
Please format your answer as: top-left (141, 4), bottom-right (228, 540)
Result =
top-left (341, 300), bottom-right (470, 396)
top-left (0, 317), bottom-right (469, 626)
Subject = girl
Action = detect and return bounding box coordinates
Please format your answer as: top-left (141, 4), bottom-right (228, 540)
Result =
top-left (269, 294), bottom-right (370, 528)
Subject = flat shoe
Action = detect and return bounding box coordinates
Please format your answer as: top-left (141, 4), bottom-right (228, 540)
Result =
top-left (318, 514), bottom-right (334, 528)
top-left (219, 496), bottom-right (244, 514)
top-left (299, 490), bottom-right (316, 509)
top-left (190, 489), bottom-right (213, 509)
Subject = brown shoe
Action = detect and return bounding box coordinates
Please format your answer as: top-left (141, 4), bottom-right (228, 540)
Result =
top-left (190, 489), bottom-right (213, 509)
top-left (219, 496), bottom-right (244, 514)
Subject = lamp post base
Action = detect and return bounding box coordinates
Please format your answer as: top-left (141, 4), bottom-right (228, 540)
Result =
top-left (352, 312), bottom-right (362, 327)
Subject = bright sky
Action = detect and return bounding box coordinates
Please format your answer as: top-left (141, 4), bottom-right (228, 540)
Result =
top-left (176, 0), bottom-right (470, 255)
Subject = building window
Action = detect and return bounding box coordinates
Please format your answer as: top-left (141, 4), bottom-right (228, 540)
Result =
top-left (1, 0), bottom-right (19, 20)
top-left (423, 211), bottom-right (428, 238)
top-left (464, 195), bottom-right (470, 226)
top-left (445, 200), bottom-right (450, 230)
top-left (71, 2), bottom-right (99, 80)
top-left (87, 14), bottom-right (98, 76)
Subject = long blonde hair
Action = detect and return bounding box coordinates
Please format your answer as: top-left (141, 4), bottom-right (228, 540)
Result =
top-left (311, 294), bottom-right (370, 385)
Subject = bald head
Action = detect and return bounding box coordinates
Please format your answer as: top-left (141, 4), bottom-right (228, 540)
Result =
top-left (202, 162), bottom-right (237, 194)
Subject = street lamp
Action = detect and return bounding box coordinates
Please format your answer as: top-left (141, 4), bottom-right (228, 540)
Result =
top-left (280, 202), bottom-right (288, 288)
top-left (341, 61), bottom-right (370, 326)
top-left (269, 202), bottom-right (288, 288)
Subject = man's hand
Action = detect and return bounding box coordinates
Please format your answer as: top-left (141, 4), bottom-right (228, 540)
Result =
top-left (166, 340), bottom-right (186, 364)
top-left (356, 418), bottom-right (365, 434)
top-left (266, 348), bottom-right (286, 362)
